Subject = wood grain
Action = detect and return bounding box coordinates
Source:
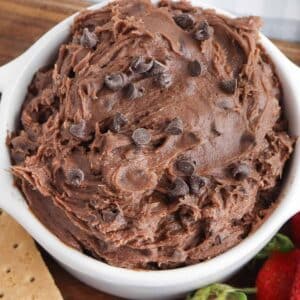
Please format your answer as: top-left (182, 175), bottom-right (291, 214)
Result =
top-left (0, 0), bottom-right (299, 299)
top-left (0, 0), bottom-right (88, 65)
top-left (272, 39), bottom-right (300, 66)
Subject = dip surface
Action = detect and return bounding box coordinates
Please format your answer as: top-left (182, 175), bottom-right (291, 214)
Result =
top-left (9, 0), bottom-right (294, 269)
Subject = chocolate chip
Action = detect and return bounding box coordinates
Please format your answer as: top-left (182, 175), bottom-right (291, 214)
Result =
top-left (165, 117), bottom-right (183, 135)
top-left (65, 168), bottom-right (85, 186)
top-left (132, 128), bottom-right (151, 145)
top-left (69, 120), bottom-right (89, 140)
top-left (147, 60), bottom-right (167, 76)
top-left (37, 107), bottom-right (52, 124)
top-left (169, 178), bottom-right (190, 198)
top-left (189, 175), bottom-right (208, 195)
top-left (241, 132), bottom-right (256, 146)
top-left (173, 13), bottom-right (194, 30)
top-left (104, 73), bottom-right (128, 91)
top-left (101, 206), bottom-right (119, 222)
top-left (80, 28), bottom-right (98, 48)
top-left (110, 112), bottom-right (128, 133)
top-left (155, 72), bottom-right (173, 88)
top-left (194, 21), bottom-right (213, 41)
top-left (147, 262), bottom-right (159, 270)
top-left (178, 206), bottom-right (195, 226)
top-left (188, 60), bottom-right (202, 76)
top-left (220, 79), bottom-right (237, 94)
top-left (175, 159), bottom-right (195, 175)
top-left (216, 98), bottom-right (234, 110)
top-left (11, 150), bottom-right (26, 164)
top-left (68, 69), bottom-right (75, 78)
top-left (124, 83), bottom-right (144, 100)
top-left (230, 163), bottom-right (250, 180)
top-left (130, 56), bottom-right (154, 74)
top-left (215, 235), bottom-right (222, 245)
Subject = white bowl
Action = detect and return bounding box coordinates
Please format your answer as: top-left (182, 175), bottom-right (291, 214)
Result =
top-left (0, 1), bottom-right (299, 299)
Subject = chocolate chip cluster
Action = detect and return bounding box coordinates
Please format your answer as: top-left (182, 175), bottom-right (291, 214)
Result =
top-left (167, 159), bottom-right (251, 200)
top-left (173, 15), bottom-right (238, 93)
top-left (66, 22), bottom-right (240, 190)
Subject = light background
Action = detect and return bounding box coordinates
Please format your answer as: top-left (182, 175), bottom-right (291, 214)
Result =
top-left (90, 0), bottom-right (300, 41)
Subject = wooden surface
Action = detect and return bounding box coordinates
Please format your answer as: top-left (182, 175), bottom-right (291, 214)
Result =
top-left (0, 1), bottom-right (299, 299)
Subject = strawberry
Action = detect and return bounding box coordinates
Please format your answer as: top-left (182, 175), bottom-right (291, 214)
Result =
top-left (291, 261), bottom-right (300, 300)
top-left (291, 213), bottom-right (300, 248)
top-left (256, 250), bottom-right (300, 300)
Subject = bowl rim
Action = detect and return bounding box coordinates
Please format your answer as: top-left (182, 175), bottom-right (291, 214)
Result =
top-left (0, 0), bottom-right (299, 288)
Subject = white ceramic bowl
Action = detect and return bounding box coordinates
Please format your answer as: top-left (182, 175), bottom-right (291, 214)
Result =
top-left (0, 1), bottom-right (299, 299)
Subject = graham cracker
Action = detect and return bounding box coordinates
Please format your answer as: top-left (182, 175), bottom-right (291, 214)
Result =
top-left (0, 209), bottom-right (63, 300)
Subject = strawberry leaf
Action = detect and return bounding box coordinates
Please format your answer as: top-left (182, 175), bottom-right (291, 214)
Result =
top-left (186, 284), bottom-right (256, 300)
top-left (256, 233), bottom-right (294, 260)
top-left (230, 292), bottom-right (247, 300)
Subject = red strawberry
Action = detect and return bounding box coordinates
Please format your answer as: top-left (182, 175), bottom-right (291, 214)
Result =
top-left (291, 261), bottom-right (300, 300)
top-left (291, 213), bottom-right (300, 247)
top-left (256, 250), bottom-right (300, 300)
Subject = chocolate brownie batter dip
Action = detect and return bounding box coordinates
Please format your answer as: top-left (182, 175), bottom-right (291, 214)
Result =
top-left (9, 0), bottom-right (294, 269)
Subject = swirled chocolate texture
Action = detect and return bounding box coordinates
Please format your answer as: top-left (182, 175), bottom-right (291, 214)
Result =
top-left (9, 0), bottom-right (295, 269)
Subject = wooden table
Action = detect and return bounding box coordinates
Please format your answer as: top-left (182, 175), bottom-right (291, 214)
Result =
top-left (0, 1), bottom-right (299, 299)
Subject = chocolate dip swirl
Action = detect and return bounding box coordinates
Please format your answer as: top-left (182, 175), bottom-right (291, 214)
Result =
top-left (9, 0), bottom-right (294, 269)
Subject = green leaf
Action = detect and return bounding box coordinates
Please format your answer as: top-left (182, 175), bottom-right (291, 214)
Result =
top-left (186, 284), bottom-right (256, 300)
top-left (229, 292), bottom-right (247, 300)
top-left (255, 233), bottom-right (294, 260)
